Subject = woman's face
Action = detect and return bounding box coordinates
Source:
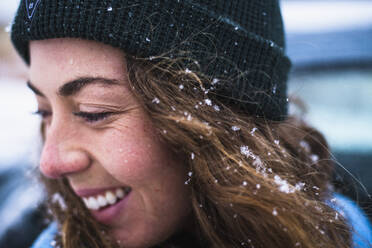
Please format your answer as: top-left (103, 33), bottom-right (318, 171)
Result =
top-left (29, 38), bottom-right (191, 248)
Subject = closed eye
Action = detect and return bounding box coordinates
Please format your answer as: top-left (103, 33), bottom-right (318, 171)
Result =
top-left (33, 109), bottom-right (52, 119)
top-left (73, 111), bottom-right (114, 123)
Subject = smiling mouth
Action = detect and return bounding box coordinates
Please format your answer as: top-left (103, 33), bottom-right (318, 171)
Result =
top-left (81, 187), bottom-right (131, 211)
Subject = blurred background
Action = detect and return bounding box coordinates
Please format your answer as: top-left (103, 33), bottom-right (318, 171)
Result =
top-left (0, 0), bottom-right (371, 247)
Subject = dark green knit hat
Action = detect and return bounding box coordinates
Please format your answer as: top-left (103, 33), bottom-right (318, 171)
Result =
top-left (11, 0), bottom-right (291, 120)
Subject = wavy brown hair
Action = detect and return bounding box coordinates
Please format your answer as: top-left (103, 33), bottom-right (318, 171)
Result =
top-left (41, 55), bottom-right (352, 248)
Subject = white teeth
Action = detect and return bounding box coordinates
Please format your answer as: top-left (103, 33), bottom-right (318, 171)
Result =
top-left (88, 197), bottom-right (99, 210)
top-left (83, 198), bottom-right (89, 206)
top-left (82, 187), bottom-right (128, 210)
top-left (116, 188), bottom-right (125, 199)
top-left (105, 191), bottom-right (117, 205)
top-left (97, 195), bottom-right (108, 208)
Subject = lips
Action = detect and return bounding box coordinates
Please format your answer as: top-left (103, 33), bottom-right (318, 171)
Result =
top-left (74, 186), bottom-right (132, 224)
top-left (75, 186), bottom-right (131, 210)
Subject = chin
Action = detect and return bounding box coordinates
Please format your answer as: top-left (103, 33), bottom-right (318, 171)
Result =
top-left (110, 227), bottom-right (167, 248)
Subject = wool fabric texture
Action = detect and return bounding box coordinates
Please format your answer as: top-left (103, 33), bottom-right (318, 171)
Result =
top-left (11, 0), bottom-right (291, 120)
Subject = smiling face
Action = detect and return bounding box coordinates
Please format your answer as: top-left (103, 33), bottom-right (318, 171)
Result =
top-left (29, 38), bottom-right (192, 248)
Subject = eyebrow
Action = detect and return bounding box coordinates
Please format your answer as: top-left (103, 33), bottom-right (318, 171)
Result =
top-left (27, 77), bottom-right (121, 97)
top-left (27, 81), bottom-right (44, 96)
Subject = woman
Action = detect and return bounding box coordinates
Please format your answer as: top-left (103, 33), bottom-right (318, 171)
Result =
top-left (10, 0), bottom-right (371, 247)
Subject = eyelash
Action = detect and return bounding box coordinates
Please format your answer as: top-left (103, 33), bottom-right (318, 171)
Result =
top-left (73, 111), bottom-right (113, 122)
top-left (34, 110), bottom-right (51, 119)
top-left (34, 110), bottom-right (113, 123)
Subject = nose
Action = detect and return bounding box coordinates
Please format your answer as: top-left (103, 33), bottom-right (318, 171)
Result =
top-left (40, 122), bottom-right (90, 179)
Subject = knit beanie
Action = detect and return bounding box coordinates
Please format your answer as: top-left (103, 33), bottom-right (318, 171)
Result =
top-left (11, 0), bottom-right (291, 120)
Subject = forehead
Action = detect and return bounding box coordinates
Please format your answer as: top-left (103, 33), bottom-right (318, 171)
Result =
top-left (29, 38), bottom-right (127, 88)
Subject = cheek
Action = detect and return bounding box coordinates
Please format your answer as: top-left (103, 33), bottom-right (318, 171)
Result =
top-left (96, 125), bottom-right (192, 245)
top-left (99, 130), bottom-right (150, 179)
top-left (97, 123), bottom-right (184, 186)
